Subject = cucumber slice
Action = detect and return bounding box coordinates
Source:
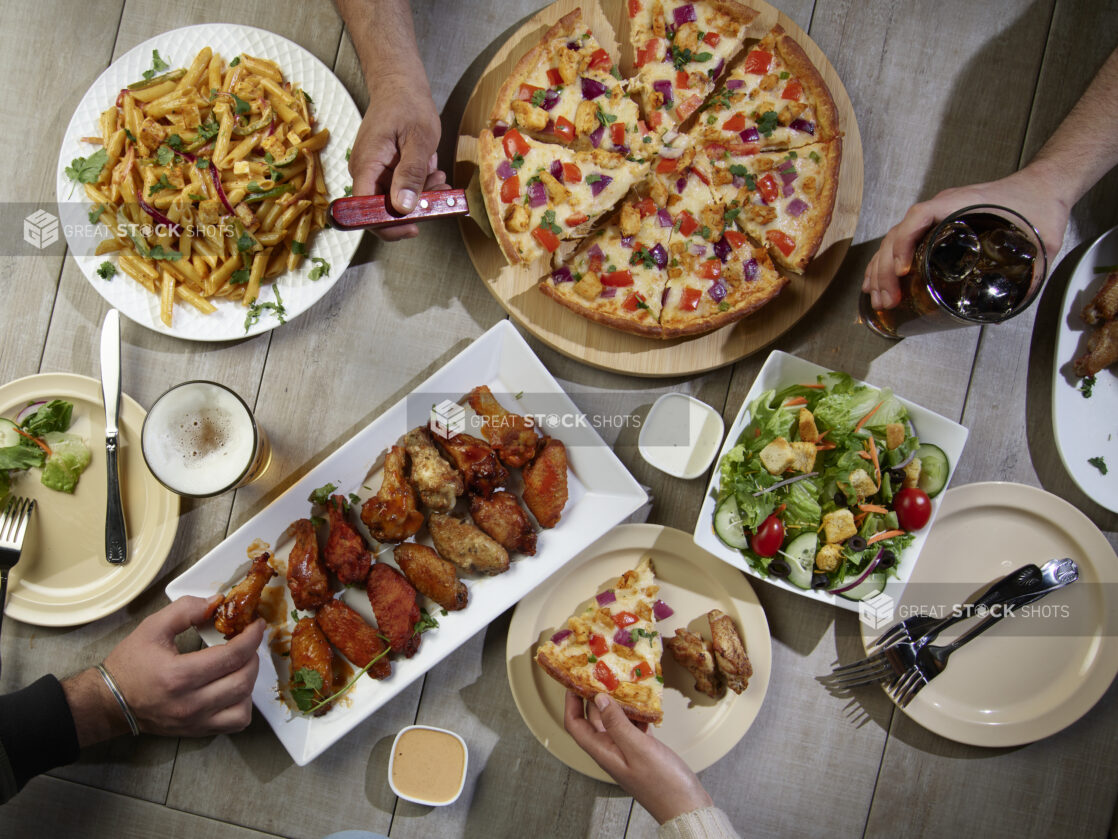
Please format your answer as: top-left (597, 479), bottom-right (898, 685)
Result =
top-left (837, 572), bottom-right (886, 602)
top-left (0, 418), bottom-right (21, 448)
top-left (714, 496), bottom-right (749, 550)
top-left (781, 533), bottom-right (818, 590)
top-left (914, 443), bottom-right (950, 497)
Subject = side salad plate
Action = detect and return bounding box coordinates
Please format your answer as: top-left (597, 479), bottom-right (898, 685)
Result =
top-left (694, 351), bottom-right (968, 612)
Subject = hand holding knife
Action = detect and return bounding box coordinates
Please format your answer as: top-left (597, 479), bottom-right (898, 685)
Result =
top-left (100, 309), bottom-right (127, 565)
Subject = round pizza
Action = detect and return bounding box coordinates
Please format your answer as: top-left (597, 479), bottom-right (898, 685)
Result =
top-left (480, 3), bottom-right (842, 339)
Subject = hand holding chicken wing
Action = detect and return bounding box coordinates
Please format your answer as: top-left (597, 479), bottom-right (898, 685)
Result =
top-left (286, 518), bottom-right (332, 611)
top-left (428, 512), bottom-right (510, 575)
top-left (316, 599), bottom-right (391, 680)
top-left (402, 426), bottom-right (463, 512)
top-left (432, 432), bottom-right (509, 498)
top-left (395, 542), bottom-right (468, 612)
top-left (213, 553), bottom-right (276, 639)
top-left (324, 495), bottom-right (372, 584)
top-left (467, 385), bottom-right (540, 468)
top-left (290, 617), bottom-right (335, 716)
top-left (522, 436), bottom-right (568, 528)
top-left (366, 562), bottom-right (422, 658)
top-left (469, 490), bottom-right (537, 555)
top-left (361, 445), bottom-right (424, 542)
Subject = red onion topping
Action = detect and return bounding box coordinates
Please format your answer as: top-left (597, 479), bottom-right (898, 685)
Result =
top-left (551, 266), bottom-right (574, 284)
top-left (786, 198), bottom-right (809, 217)
top-left (613, 628), bottom-right (636, 648)
top-left (753, 471), bottom-right (819, 496)
top-left (493, 121), bottom-right (509, 138)
top-left (732, 175), bottom-right (745, 188)
top-left (726, 78), bottom-right (744, 90)
top-left (708, 280), bottom-right (727, 302)
top-left (620, 235), bottom-right (635, 248)
top-left (712, 236), bottom-right (732, 263)
top-left (540, 89), bottom-right (561, 110)
top-left (743, 258), bottom-right (759, 281)
top-left (549, 159), bottom-right (564, 181)
top-left (690, 242), bottom-right (707, 255)
top-left (675, 175), bottom-right (688, 193)
top-left (789, 118), bottom-right (815, 135)
top-left (551, 628), bottom-right (573, 644)
top-left (528, 181), bottom-right (548, 207)
top-left (711, 58), bottom-right (725, 78)
top-left (589, 125), bottom-right (605, 148)
top-left (653, 599), bottom-right (674, 620)
top-left (580, 76), bottom-right (608, 100)
top-left (589, 174), bottom-right (613, 197)
top-left (829, 549), bottom-right (884, 594)
top-left (649, 243), bottom-right (668, 269)
top-left (587, 243), bottom-right (604, 261)
top-left (209, 164), bottom-right (235, 216)
top-left (740, 127), bottom-right (760, 143)
top-left (138, 196), bottom-right (182, 239)
top-left (15, 401), bottom-right (47, 424)
top-left (782, 182), bottom-right (795, 197)
top-left (600, 286), bottom-right (618, 298)
top-left (651, 79), bottom-right (674, 106)
top-left (596, 589), bottom-right (617, 606)
top-left (672, 3), bottom-right (697, 26)
top-left (496, 160), bottom-right (516, 180)
top-left (657, 208), bottom-right (673, 228)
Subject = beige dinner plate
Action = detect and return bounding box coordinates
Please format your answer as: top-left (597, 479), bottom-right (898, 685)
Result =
top-left (860, 482), bottom-right (1118, 747)
top-left (507, 524), bottom-right (772, 782)
top-left (0, 373), bottom-right (179, 626)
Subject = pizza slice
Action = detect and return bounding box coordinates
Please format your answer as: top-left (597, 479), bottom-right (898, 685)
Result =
top-left (699, 139), bottom-right (841, 271)
top-left (490, 8), bottom-right (655, 155)
top-left (688, 26), bottom-right (839, 153)
top-left (479, 127), bottom-right (649, 265)
top-left (535, 555), bottom-right (665, 725)
top-left (628, 0), bottom-right (757, 133)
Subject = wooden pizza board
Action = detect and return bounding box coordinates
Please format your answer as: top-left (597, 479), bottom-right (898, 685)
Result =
top-left (455, 0), bottom-right (863, 377)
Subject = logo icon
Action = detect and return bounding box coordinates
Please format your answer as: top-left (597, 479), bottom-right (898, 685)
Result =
top-left (858, 591), bottom-right (895, 630)
top-left (429, 399), bottom-right (466, 439)
top-left (23, 209), bottom-right (59, 249)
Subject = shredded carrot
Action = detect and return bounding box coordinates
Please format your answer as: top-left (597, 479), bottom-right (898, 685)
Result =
top-left (865, 438), bottom-right (881, 489)
top-left (858, 503), bottom-right (890, 514)
top-left (754, 428), bottom-right (761, 438)
top-left (799, 383), bottom-right (826, 389)
top-left (816, 441), bottom-right (837, 451)
top-left (784, 396), bottom-right (809, 406)
top-left (13, 426), bottom-right (51, 456)
top-left (854, 512), bottom-right (868, 526)
top-left (775, 503), bottom-right (786, 514)
top-left (867, 529), bottom-right (905, 545)
top-left (854, 400), bottom-right (885, 432)
top-left (857, 450), bottom-right (872, 460)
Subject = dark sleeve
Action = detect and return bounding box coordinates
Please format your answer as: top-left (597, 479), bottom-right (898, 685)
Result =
top-left (0, 675), bottom-right (80, 803)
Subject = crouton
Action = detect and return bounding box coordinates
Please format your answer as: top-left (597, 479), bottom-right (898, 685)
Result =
top-left (885, 423), bottom-right (906, 450)
top-left (849, 468), bottom-right (877, 500)
top-left (790, 441), bottom-right (817, 473)
top-left (759, 437), bottom-right (794, 475)
top-left (798, 408), bottom-right (819, 443)
top-left (822, 509), bottom-right (857, 544)
top-left (815, 543), bottom-right (843, 572)
top-left (903, 457), bottom-right (922, 489)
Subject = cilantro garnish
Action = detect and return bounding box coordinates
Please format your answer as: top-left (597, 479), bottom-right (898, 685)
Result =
top-left (195, 158), bottom-right (210, 169)
top-left (596, 106), bottom-right (618, 126)
top-left (343, 184), bottom-right (353, 197)
top-left (530, 89), bottom-right (547, 107)
top-left (65, 149), bottom-right (109, 193)
top-left (744, 172), bottom-right (757, 190)
top-left (96, 261), bottom-right (116, 280)
top-left (699, 225), bottom-right (711, 240)
top-left (635, 297), bottom-right (650, 310)
top-left (244, 284), bottom-right (287, 331)
top-left (1088, 456), bottom-right (1108, 475)
top-left (510, 153), bottom-right (525, 170)
top-left (291, 240), bottom-right (306, 255)
top-left (88, 204), bottom-right (104, 224)
top-left (148, 173), bottom-right (173, 196)
top-left (412, 607), bottom-right (439, 637)
top-left (345, 146), bottom-right (352, 162)
top-left (757, 110), bottom-right (780, 137)
top-left (141, 50), bottom-right (170, 82)
top-left (308, 482), bottom-right (338, 505)
top-left (290, 668), bottom-right (325, 712)
top-left (156, 145), bottom-right (175, 166)
top-left (540, 209), bottom-right (561, 234)
top-left (724, 207), bottom-right (741, 224)
top-left (308, 257), bottom-right (331, 281)
top-left (197, 118), bottom-right (220, 141)
top-left (586, 173), bottom-right (602, 184)
top-left (631, 246), bottom-right (656, 269)
top-left (729, 164), bottom-right (749, 177)
top-left (229, 268), bottom-right (250, 285)
top-left (236, 231), bottom-right (255, 252)
top-left (166, 134), bottom-right (183, 151)
top-left (147, 245), bottom-right (181, 260)
top-left (1080, 375), bottom-right (1096, 398)
top-left (302, 90), bottom-right (313, 105)
top-left (229, 55), bottom-right (241, 67)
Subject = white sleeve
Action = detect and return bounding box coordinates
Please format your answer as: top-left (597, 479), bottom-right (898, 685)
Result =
top-left (656, 806), bottom-right (741, 839)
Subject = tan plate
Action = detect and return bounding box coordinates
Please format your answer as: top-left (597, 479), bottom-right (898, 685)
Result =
top-left (506, 523), bottom-right (772, 782)
top-left (0, 373), bottom-right (179, 626)
top-left (455, 0), bottom-right (863, 377)
top-left (860, 482), bottom-right (1118, 747)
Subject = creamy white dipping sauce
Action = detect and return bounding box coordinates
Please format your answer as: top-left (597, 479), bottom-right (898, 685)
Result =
top-left (638, 393), bottom-right (725, 479)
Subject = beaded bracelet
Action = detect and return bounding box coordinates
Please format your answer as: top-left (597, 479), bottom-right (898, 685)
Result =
top-left (95, 663), bottom-right (140, 737)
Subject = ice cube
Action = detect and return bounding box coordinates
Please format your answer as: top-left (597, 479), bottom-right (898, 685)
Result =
top-left (929, 220), bottom-right (979, 283)
top-left (979, 226), bottom-right (1037, 266)
top-left (957, 272), bottom-right (1027, 320)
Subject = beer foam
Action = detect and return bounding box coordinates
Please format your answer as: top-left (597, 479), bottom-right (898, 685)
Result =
top-left (143, 383), bottom-right (256, 495)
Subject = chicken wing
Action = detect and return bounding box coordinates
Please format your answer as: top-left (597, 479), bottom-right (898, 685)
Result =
top-left (316, 599), bottom-right (391, 680)
top-left (1074, 319), bottom-right (1118, 377)
top-left (428, 512), bottom-right (510, 575)
top-left (361, 445), bottom-right (424, 542)
top-left (213, 553), bottom-right (276, 639)
top-left (1082, 271), bottom-right (1118, 324)
top-left (432, 432), bottom-right (509, 498)
top-left (286, 518), bottom-right (332, 611)
top-left (522, 436), bottom-right (568, 528)
top-left (402, 426), bottom-right (463, 512)
top-left (708, 609), bottom-right (752, 694)
top-left (664, 628), bottom-right (723, 699)
top-left (467, 385), bottom-right (541, 468)
top-left (366, 561), bottom-right (421, 658)
top-left (469, 490), bottom-right (537, 555)
top-left (395, 542), bottom-right (469, 612)
top-left (324, 495), bottom-right (371, 584)
top-left (290, 617), bottom-right (334, 716)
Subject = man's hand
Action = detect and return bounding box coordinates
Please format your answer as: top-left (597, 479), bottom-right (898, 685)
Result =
top-left (101, 595), bottom-right (265, 738)
top-left (862, 166), bottom-right (1071, 310)
top-left (564, 691), bottom-right (713, 824)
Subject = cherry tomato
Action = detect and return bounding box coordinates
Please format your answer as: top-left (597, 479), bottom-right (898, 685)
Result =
top-left (894, 487), bottom-right (932, 531)
top-left (751, 514), bottom-right (784, 557)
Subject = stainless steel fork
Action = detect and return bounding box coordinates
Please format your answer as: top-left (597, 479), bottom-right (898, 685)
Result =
top-left (825, 615), bottom-right (940, 689)
top-left (0, 496), bottom-right (36, 680)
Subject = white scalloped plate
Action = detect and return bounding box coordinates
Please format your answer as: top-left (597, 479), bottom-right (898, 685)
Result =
top-left (56, 24), bottom-right (361, 341)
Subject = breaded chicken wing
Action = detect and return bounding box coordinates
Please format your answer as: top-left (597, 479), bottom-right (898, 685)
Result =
top-left (316, 599), bottom-right (391, 680)
top-left (433, 432), bottom-right (509, 498)
top-left (467, 385), bottom-right (541, 468)
top-left (361, 445), bottom-right (424, 543)
top-left (1082, 271), bottom-right (1118, 324)
top-left (287, 519), bottom-right (332, 611)
top-left (1074, 319), bottom-right (1118, 377)
top-left (395, 542), bottom-right (468, 612)
top-left (291, 617), bottom-right (334, 716)
top-left (709, 609), bottom-right (752, 694)
top-left (213, 552), bottom-right (276, 639)
top-left (428, 512), bottom-right (510, 575)
top-left (469, 490), bottom-right (537, 555)
top-left (402, 426), bottom-right (463, 512)
top-left (366, 562), bottom-right (421, 658)
top-left (664, 628), bottom-right (723, 699)
top-left (324, 495), bottom-right (371, 585)
top-left (522, 436), bottom-right (568, 528)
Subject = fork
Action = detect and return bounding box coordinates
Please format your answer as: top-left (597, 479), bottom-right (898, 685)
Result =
top-left (824, 615), bottom-right (940, 689)
top-left (0, 496), bottom-right (36, 680)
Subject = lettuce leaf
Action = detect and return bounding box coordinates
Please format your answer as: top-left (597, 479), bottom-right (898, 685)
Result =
top-left (20, 400), bottom-right (73, 437)
top-left (0, 444), bottom-right (45, 471)
top-left (39, 432), bottom-right (91, 493)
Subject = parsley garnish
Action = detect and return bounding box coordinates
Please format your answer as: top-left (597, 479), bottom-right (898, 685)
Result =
top-left (596, 106), bottom-right (618, 126)
top-left (124, 128), bottom-right (137, 144)
top-left (187, 193), bottom-right (206, 202)
top-left (343, 184), bottom-right (353, 197)
top-left (510, 153), bottom-right (525, 170)
top-left (197, 118), bottom-right (220, 141)
top-left (290, 668), bottom-right (326, 712)
top-left (229, 55), bottom-right (241, 67)
top-left (96, 261), bottom-right (116, 280)
top-left (228, 92), bottom-right (251, 115)
top-left (147, 245), bottom-right (181, 260)
top-left (729, 164), bottom-right (749, 177)
top-left (308, 482), bottom-right (338, 505)
top-left (141, 50), bottom-right (170, 82)
top-left (779, 71), bottom-right (790, 79)
top-left (345, 146), bottom-right (351, 162)
top-left (744, 172), bottom-right (757, 190)
top-left (155, 145), bottom-right (175, 166)
top-left (1088, 456), bottom-right (1108, 475)
top-left (530, 89), bottom-right (547, 107)
top-left (412, 607), bottom-right (439, 637)
top-left (148, 174), bottom-right (172, 195)
top-left (586, 173), bottom-right (602, 184)
top-left (308, 257), bottom-right (331, 281)
top-left (88, 204), bottom-right (104, 224)
top-left (236, 231), bottom-right (255, 252)
top-left (809, 150), bottom-right (821, 163)
top-left (348, 493), bottom-right (361, 508)
top-left (540, 209), bottom-right (561, 234)
top-left (291, 240), bottom-right (306, 255)
top-left (166, 134), bottom-right (183, 151)
top-left (244, 284), bottom-right (287, 331)
top-left (757, 110), bottom-right (780, 137)
top-left (699, 225), bottom-right (711, 240)
top-left (631, 246), bottom-right (656, 269)
top-left (301, 90), bottom-right (313, 104)
top-left (642, 135), bottom-right (652, 143)
top-left (635, 297), bottom-right (650, 310)
top-left (229, 268), bottom-right (250, 285)
top-left (65, 149), bottom-right (109, 192)
top-left (1079, 375), bottom-right (1096, 398)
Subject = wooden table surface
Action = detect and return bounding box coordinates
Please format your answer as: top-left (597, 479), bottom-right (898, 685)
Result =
top-left (1, 0), bottom-right (1116, 836)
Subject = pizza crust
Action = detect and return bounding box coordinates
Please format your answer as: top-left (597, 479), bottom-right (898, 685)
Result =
top-left (536, 646), bottom-right (662, 724)
top-left (489, 9), bottom-right (584, 128)
top-left (769, 25), bottom-right (840, 143)
top-left (540, 279), bottom-right (667, 338)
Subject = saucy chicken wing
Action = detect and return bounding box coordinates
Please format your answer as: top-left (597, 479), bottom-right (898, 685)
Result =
top-left (316, 599), bottom-right (391, 680)
top-left (395, 542), bottom-right (469, 612)
top-left (366, 562), bottom-right (422, 658)
top-left (402, 426), bottom-right (463, 512)
top-left (522, 436), bottom-right (568, 528)
top-left (286, 518), bottom-right (332, 611)
top-left (361, 445), bottom-right (424, 542)
top-left (324, 495), bottom-right (371, 584)
top-left (213, 552), bottom-right (276, 639)
top-left (467, 385), bottom-right (541, 468)
top-left (468, 490), bottom-right (537, 555)
top-left (428, 512), bottom-right (510, 575)
top-left (291, 617), bottom-right (334, 716)
top-left (432, 432), bottom-right (509, 498)
top-left (1082, 271), bottom-right (1118, 324)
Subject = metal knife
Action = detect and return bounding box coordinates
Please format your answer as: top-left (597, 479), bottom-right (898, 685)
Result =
top-left (100, 309), bottom-right (127, 565)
